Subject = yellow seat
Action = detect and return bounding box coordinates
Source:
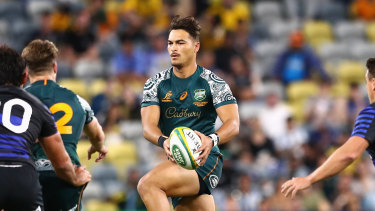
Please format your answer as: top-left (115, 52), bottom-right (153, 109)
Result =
top-left (366, 21), bottom-right (375, 43)
top-left (303, 21), bottom-right (333, 50)
top-left (76, 140), bottom-right (96, 171)
top-left (330, 82), bottom-right (350, 98)
top-left (58, 78), bottom-right (90, 101)
top-left (106, 141), bottom-right (138, 179)
top-left (86, 200), bottom-right (118, 211)
top-left (89, 78), bottom-right (107, 97)
top-left (287, 100), bottom-right (307, 122)
top-left (337, 61), bottom-right (366, 84)
top-left (287, 81), bottom-right (319, 102)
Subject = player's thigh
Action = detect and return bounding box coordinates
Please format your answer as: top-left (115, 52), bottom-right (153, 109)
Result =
top-left (139, 160), bottom-right (200, 196)
top-left (0, 165), bottom-right (43, 210)
top-left (175, 194), bottom-right (215, 211)
top-left (40, 171), bottom-right (86, 211)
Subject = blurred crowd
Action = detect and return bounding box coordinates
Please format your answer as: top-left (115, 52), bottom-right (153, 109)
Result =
top-left (2, 0), bottom-right (375, 210)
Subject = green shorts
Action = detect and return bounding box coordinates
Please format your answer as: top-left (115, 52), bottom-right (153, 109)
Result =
top-left (172, 148), bottom-right (223, 207)
top-left (39, 170), bottom-right (87, 211)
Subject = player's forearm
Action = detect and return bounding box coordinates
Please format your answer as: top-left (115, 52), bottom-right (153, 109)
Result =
top-left (53, 159), bottom-right (79, 185)
top-left (143, 124), bottom-right (165, 146)
top-left (216, 118), bottom-right (239, 145)
top-left (141, 106), bottom-right (163, 146)
top-left (88, 127), bottom-right (105, 150)
top-left (307, 146), bottom-right (358, 184)
top-left (85, 118), bottom-right (105, 150)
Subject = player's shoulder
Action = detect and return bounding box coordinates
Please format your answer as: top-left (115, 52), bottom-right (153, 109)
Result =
top-left (199, 66), bottom-right (226, 84)
top-left (358, 104), bottom-right (375, 115)
top-left (50, 83), bottom-right (91, 111)
top-left (144, 68), bottom-right (172, 89)
top-left (354, 104), bottom-right (375, 124)
top-left (76, 94), bottom-right (92, 111)
top-left (9, 86), bottom-right (52, 115)
top-left (55, 83), bottom-right (78, 97)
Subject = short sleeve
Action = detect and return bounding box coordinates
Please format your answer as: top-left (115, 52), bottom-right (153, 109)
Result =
top-left (77, 95), bottom-right (94, 124)
top-left (141, 75), bottom-right (161, 107)
top-left (39, 106), bottom-right (58, 137)
top-left (206, 71), bottom-right (237, 108)
top-left (351, 106), bottom-right (375, 145)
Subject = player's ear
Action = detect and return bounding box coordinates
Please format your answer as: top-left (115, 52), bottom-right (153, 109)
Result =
top-left (53, 62), bottom-right (57, 74)
top-left (21, 68), bottom-right (28, 86)
top-left (194, 41), bottom-right (200, 53)
top-left (372, 78), bottom-right (375, 91)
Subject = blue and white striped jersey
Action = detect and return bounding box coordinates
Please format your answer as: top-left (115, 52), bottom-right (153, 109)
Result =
top-left (351, 105), bottom-right (375, 162)
top-left (0, 85), bottom-right (57, 167)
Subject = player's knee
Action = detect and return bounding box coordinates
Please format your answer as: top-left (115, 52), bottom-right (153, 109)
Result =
top-left (137, 175), bottom-right (152, 196)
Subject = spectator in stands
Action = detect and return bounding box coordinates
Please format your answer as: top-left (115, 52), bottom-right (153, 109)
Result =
top-left (215, 31), bottom-right (237, 73)
top-left (351, 0), bottom-right (375, 21)
top-left (272, 30), bottom-right (330, 85)
top-left (147, 32), bottom-right (170, 77)
top-left (197, 50), bottom-right (218, 73)
top-left (258, 91), bottom-right (292, 144)
top-left (348, 83), bottom-right (368, 126)
top-left (120, 0), bottom-right (170, 31)
top-left (120, 168), bottom-right (146, 210)
top-left (29, 11), bottom-right (59, 45)
top-left (237, 174), bottom-right (263, 211)
top-left (207, 0), bottom-right (250, 31)
top-left (333, 175), bottom-right (361, 210)
top-left (229, 54), bottom-right (258, 101)
top-left (63, 8), bottom-right (96, 54)
top-left (278, 116), bottom-right (308, 155)
top-left (110, 34), bottom-right (148, 83)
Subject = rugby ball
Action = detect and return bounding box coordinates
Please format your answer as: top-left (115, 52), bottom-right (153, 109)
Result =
top-left (169, 127), bottom-right (202, 170)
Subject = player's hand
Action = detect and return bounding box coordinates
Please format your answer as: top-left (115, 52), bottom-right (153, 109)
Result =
top-left (88, 145), bottom-right (108, 162)
top-left (281, 177), bottom-right (311, 199)
top-left (163, 138), bottom-right (175, 162)
top-left (195, 131), bottom-right (213, 166)
top-left (73, 165), bottom-right (91, 186)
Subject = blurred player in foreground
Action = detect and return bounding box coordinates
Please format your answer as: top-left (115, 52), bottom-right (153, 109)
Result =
top-left (282, 58), bottom-right (375, 198)
top-left (22, 40), bottom-right (107, 211)
top-left (0, 45), bottom-right (91, 210)
top-left (139, 16), bottom-right (239, 211)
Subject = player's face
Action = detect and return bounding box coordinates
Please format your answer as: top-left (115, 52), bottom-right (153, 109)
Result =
top-left (366, 70), bottom-right (375, 103)
top-left (168, 29), bottom-right (199, 68)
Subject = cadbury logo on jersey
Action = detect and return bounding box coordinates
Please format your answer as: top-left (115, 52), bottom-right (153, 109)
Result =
top-left (165, 107), bottom-right (201, 119)
top-left (162, 91), bottom-right (173, 102)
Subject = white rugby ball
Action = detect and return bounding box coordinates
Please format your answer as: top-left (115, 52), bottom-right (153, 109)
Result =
top-left (169, 126), bottom-right (202, 170)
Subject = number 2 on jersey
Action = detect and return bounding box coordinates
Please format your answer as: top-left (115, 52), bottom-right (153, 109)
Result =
top-left (49, 103), bottom-right (73, 134)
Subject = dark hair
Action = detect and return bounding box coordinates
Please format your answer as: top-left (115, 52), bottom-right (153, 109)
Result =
top-left (170, 15), bottom-right (201, 41)
top-left (21, 39), bottom-right (58, 75)
top-left (367, 58), bottom-right (375, 80)
top-left (0, 45), bottom-right (26, 86)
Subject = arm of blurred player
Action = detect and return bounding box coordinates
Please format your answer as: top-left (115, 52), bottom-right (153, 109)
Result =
top-left (196, 104), bottom-right (240, 165)
top-left (84, 117), bottom-right (107, 162)
top-left (281, 136), bottom-right (368, 199)
top-left (39, 133), bottom-right (91, 186)
top-left (141, 105), bottom-right (173, 160)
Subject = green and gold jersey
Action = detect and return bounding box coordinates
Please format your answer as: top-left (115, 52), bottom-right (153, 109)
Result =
top-left (142, 66), bottom-right (236, 154)
top-left (25, 80), bottom-right (94, 169)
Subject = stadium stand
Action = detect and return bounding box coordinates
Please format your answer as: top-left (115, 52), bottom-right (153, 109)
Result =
top-left (3, 0), bottom-right (375, 210)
